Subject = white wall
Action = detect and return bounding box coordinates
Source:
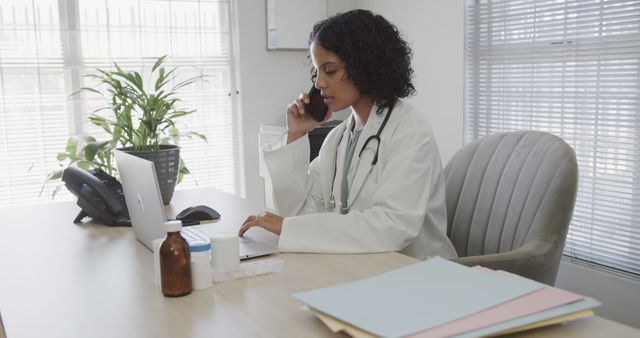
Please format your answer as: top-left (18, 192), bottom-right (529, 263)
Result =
top-left (234, 0), bottom-right (349, 207)
top-left (234, 0), bottom-right (640, 329)
top-left (235, 0), bottom-right (308, 206)
top-left (556, 259), bottom-right (640, 328)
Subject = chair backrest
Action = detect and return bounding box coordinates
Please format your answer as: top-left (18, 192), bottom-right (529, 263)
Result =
top-left (443, 131), bottom-right (578, 283)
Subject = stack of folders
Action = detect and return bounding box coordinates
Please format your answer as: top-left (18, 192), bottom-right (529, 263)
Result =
top-left (293, 257), bottom-right (600, 338)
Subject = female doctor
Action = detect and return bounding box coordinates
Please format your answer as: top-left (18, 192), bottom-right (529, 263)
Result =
top-left (239, 9), bottom-right (457, 260)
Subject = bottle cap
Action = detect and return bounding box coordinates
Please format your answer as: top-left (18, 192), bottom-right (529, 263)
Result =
top-left (211, 232), bottom-right (238, 243)
top-left (186, 234), bottom-right (211, 253)
top-left (164, 220), bottom-right (182, 233)
top-left (189, 241), bottom-right (211, 253)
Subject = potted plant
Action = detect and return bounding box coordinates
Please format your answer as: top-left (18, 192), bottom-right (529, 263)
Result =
top-left (44, 55), bottom-right (206, 204)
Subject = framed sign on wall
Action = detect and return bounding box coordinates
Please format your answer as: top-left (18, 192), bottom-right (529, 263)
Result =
top-left (266, 0), bottom-right (327, 50)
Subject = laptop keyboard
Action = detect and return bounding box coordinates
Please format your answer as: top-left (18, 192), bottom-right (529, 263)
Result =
top-left (181, 227), bottom-right (211, 249)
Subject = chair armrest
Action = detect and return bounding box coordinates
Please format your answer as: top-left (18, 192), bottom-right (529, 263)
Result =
top-left (450, 240), bottom-right (561, 285)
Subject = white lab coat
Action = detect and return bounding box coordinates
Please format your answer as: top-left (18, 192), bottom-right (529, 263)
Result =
top-left (262, 99), bottom-right (458, 260)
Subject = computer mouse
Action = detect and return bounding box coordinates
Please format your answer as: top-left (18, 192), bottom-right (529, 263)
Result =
top-left (176, 205), bottom-right (221, 221)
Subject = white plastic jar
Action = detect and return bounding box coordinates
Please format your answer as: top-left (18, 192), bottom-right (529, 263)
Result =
top-left (189, 240), bottom-right (212, 290)
top-left (182, 227), bottom-right (213, 290)
top-left (210, 233), bottom-right (240, 271)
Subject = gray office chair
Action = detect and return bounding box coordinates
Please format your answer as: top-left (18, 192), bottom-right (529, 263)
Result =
top-left (443, 130), bottom-right (578, 285)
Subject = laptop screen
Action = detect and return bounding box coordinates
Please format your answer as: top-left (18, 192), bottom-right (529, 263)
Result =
top-left (114, 150), bottom-right (168, 250)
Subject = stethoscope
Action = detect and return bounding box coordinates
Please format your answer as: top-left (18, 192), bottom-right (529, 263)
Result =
top-left (328, 105), bottom-right (394, 214)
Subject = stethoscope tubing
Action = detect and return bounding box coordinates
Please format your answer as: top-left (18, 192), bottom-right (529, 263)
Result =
top-left (329, 104), bottom-right (394, 214)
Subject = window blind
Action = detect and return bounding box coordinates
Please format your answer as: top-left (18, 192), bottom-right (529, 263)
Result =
top-left (464, 0), bottom-right (640, 276)
top-left (0, 0), bottom-right (244, 207)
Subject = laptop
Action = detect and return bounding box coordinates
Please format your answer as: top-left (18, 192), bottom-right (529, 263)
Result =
top-left (114, 150), bottom-right (277, 259)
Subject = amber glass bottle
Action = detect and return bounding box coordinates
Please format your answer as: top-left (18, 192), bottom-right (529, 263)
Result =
top-left (160, 220), bottom-right (192, 297)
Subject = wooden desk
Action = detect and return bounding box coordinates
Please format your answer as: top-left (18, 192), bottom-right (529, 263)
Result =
top-left (0, 188), bottom-right (637, 338)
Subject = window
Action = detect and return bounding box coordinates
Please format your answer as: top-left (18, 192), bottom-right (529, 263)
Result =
top-left (464, 0), bottom-right (640, 275)
top-left (0, 0), bottom-right (244, 206)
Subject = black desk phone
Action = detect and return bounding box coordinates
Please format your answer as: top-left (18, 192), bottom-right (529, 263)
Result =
top-left (62, 166), bottom-right (131, 226)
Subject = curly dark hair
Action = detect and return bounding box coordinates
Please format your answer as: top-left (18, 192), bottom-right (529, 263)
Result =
top-left (309, 9), bottom-right (415, 113)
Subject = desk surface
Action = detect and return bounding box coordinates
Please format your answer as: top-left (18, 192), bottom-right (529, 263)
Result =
top-left (0, 188), bottom-right (638, 338)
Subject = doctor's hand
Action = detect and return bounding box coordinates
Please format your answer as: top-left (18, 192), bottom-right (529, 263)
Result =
top-left (239, 211), bottom-right (284, 237)
top-left (286, 93), bottom-right (332, 144)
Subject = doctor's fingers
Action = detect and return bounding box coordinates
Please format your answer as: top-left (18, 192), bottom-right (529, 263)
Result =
top-left (293, 97), bottom-right (307, 115)
top-left (289, 94), bottom-right (309, 116)
top-left (242, 215), bottom-right (257, 226)
top-left (238, 219), bottom-right (256, 237)
top-left (238, 218), bottom-right (267, 237)
top-left (286, 101), bottom-right (304, 117)
top-left (298, 93), bottom-right (310, 105)
top-left (238, 212), bottom-right (283, 236)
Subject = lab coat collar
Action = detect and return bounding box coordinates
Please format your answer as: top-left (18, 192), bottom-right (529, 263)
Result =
top-left (344, 103), bottom-right (387, 139)
top-left (341, 103), bottom-right (391, 180)
top-left (353, 103), bottom-right (388, 148)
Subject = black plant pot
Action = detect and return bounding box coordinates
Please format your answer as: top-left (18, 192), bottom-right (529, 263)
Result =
top-left (118, 145), bottom-right (180, 205)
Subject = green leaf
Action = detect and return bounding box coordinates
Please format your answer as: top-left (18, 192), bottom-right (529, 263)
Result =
top-left (79, 134), bottom-right (97, 144)
top-left (84, 73), bottom-right (105, 80)
top-left (65, 137), bottom-right (78, 155)
top-left (80, 87), bottom-right (102, 95)
top-left (133, 71), bottom-right (144, 92)
top-left (76, 160), bottom-right (93, 170)
top-left (156, 79), bottom-right (172, 92)
top-left (155, 70), bottom-right (165, 91)
top-left (39, 168), bottom-right (64, 197)
top-left (178, 165), bottom-right (191, 175)
top-left (177, 159), bottom-right (190, 185)
top-left (56, 152), bottom-right (69, 161)
top-left (114, 62), bottom-right (125, 75)
top-left (171, 76), bottom-right (203, 92)
top-left (48, 169), bottom-right (64, 180)
top-left (89, 114), bottom-right (109, 126)
top-left (84, 140), bottom-right (110, 161)
top-left (112, 125), bottom-right (123, 143)
top-left (156, 68), bottom-right (177, 92)
top-left (152, 55), bottom-right (167, 73)
top-left (168, 127), bottom-right (180, 137)
top-left (51, 184), bottom-right (64, 199)
top-left (188, 131), bottom-right (208, 142)
top-left (167, 110), bottom-right (195, 120)
top-left (40, 169), bottom-right (64, 196)
top-left (69, 84), bottom-right (104, 99)
top-left (163, 68), bottom-right (177, 80)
